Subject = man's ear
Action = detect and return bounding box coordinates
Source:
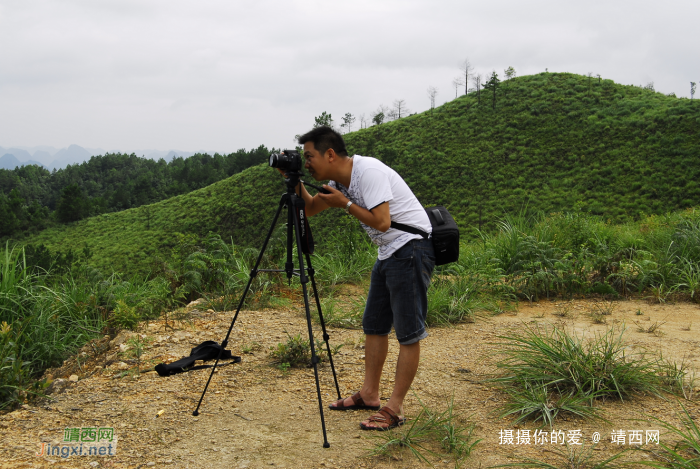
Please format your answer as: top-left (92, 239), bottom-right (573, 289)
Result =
top-left (326, 148), bottom-right (337, 161)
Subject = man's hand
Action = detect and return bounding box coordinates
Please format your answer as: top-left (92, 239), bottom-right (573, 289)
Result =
top-left (316, 184), bottom-right (349, 209)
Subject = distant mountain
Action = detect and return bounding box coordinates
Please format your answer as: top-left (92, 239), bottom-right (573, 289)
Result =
top-left (165, 150), bottom-right (197, 160)
top-left (31, 151), bottom-right (53, 166)
top-left (4, 147), bottom-right (33, 162)
top-left (0, 154), bottom-right (45, 169)
top-left (0, 154), bottom-right (21, 170)
top-left (48, 144), bottom-right (92, 169)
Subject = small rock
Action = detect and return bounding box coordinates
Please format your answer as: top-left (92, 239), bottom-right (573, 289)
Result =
top-left (47, 378), bottom-right (69, 394)
top-left (110, 331), bottom-right (135, 348)
top-left (89, 462), bottom-right (99, 467)
top-left (68, 375), bottom-right (79, 382)
top-left (147, 463), bottom-right (155, 467)
top-left (187, 298), bottom-right (206, 307)
top-left (111, 362), bottom-right (129, 371)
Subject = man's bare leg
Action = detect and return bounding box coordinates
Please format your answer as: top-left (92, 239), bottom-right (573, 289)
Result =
top-left (361, 341), bottom-right (420, 429)
top-left (329, 334), bottom-right (387, 408)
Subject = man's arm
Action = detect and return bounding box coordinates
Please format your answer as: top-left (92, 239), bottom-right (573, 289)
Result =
top-left (298, 181), bottom-right (330, 217)
top-left (317, 185), bottom-right (391, 232)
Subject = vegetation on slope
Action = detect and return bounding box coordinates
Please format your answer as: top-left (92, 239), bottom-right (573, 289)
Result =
top-left (5, 207), bottom-right (699, 410)
top-left (0, 146), bottom-right (273, 238)
top-left (21, 164), bottom-right (354, 275)
top-left (345, 72), bottom-right (700, 231)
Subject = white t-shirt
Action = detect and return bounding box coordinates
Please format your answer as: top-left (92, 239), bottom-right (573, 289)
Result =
top-left (329, 155), bottom-right (432, 260)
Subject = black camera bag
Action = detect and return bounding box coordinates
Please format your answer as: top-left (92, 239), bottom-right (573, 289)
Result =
top-left (391, 206), bottom-right (459, 266)
top-left (154, 340), bottom-right (240, 377)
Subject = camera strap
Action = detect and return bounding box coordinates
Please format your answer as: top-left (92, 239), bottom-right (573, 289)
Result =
top-left (294, 201), bottom-right (315, 254)
top-left (390, 222), bottom-right (429, 239)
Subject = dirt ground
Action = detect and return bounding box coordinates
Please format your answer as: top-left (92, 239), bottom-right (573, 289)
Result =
top-left (2, 296), bottom-right (700, 469)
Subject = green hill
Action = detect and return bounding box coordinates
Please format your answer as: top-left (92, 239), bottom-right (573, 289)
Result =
top-left (22, 72), bottom-right (700, 275)
top-left (344, 72), bottom-right (700, 229)
top-left (23, 164), bottom-right (353, 275)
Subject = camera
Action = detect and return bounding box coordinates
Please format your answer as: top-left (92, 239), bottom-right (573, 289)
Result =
top-left (269, 150), bottom-right (302, 172)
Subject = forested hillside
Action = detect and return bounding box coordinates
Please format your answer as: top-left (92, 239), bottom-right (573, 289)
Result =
top-left (0, 146), bottom-right (273, 238)
top-left (345, 72), bottom-right (700, 229)
top-left (18, 72), bottom-right (700, 275)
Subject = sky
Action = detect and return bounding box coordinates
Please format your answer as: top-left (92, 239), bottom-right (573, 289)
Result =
top-left (1, 0), bottom-right (697, 155)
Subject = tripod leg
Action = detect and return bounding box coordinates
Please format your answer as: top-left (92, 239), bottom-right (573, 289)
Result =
top-left (305, 253), bottom-right (342, 400)
top-left (291, 200), bottom-right (331, 448)
top-left (193, 194), bottom-right (289, 416)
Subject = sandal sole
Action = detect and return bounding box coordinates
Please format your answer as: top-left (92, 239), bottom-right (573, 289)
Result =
top-left (360, 418), bottom-right (406, 431)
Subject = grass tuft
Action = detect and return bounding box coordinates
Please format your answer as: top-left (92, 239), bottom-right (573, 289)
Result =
top-left (638, 402), bottom-right (700, 468)
top-left (492, 324), bottom-right (682, 426)
top-left (370, 396), bottom-right (480, 468)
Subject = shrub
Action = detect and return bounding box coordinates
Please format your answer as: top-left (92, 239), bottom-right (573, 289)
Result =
top-left (269, 333), bottom-right (338, 369)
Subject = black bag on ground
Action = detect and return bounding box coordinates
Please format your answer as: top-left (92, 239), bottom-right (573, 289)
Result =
top-left (391, 206), bottom-right (460, 266)
top-left (154, 340), bottom-right (241, 377)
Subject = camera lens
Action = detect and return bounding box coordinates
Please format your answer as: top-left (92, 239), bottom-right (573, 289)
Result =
top-left (269, 150), bottom-right (301, 172)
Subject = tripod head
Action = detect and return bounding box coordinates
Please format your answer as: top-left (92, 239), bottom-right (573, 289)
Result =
top-left (283, 170), bottom-right (304, 194)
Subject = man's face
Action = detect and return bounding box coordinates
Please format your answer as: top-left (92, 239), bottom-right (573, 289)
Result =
top-left (303, 141), bottom-right (329, 180)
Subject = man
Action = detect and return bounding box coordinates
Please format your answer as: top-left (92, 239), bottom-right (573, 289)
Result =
top-left (287, 126), bottom-right (435, 431)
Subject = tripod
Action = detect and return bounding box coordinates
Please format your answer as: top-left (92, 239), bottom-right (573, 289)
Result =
top-left (192, 170), bottom-right (342, 448)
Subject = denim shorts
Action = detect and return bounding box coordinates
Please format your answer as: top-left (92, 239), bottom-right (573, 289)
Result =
top-left (363, 238), bottom-right (436, 345)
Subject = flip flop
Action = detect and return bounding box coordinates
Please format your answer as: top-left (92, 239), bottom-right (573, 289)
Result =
top-left (329, 392), bottom-right (381, 411)
top-left (360, 406), bottom-right (406, 431)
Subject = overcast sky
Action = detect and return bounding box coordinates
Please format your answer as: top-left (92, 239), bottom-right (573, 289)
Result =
top-left (1, 0), bottom-right (697, 154)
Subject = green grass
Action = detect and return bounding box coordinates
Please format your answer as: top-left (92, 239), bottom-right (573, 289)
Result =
top-left (370, 396), bottom-right (480, 468)
top-left (268, 332), bottom-right (340, 369)
top-left (0, 243), bottom-right (178, 409)
top-left (638, 403), bottom-right (700, 468)
top-left (492, 324), bottom-right (685, 426)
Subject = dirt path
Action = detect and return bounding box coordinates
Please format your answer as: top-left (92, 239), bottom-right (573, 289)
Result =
top-left (2, 298), bottom-right (700, 468)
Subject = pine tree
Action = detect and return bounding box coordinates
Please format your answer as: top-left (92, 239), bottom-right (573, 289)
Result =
top-left (482, 71), bottom-right (500, 110)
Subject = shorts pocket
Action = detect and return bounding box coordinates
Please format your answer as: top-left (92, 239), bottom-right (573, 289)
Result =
top-left (391, 243), bottom-right (414, 261)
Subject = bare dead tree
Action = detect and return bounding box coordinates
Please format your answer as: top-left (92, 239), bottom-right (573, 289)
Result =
top-left (392, 99), bottom-right (409, 119)
top-left (452, 77), bottom-right (463, 98)
top-left (471, 74), bottom-right (482, 105)
top-left (459, 59), bottom-right (474, 95)
top-left (691, 82), bottom-right (696, 100)
top-left (427, 86), bottom-right (438, 110)
top-left (359, 113), bottom-right (367, 129)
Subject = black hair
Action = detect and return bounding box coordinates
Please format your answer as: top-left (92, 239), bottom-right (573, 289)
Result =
top-left (297, 126), bottom-right (348, 157)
